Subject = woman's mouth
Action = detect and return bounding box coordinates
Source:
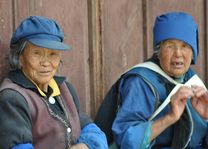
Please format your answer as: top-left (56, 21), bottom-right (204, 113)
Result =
top-left (39, 70), bottom-right (52, 76)
top-left (171, 62), bottom-right (184, 69)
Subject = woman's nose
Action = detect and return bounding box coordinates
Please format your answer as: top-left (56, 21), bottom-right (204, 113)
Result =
top-left (40, 55), bottom-right (51, 66)
top-left (174, 47), bottom-right (182, 57)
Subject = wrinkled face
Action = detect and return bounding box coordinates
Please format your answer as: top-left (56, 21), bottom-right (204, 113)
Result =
top-left (158, 39), bottom-right (193, 77)
top-left (20, 43), bottom-right (61, 88)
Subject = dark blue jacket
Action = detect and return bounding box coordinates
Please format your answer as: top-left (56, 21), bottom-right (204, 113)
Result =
top-left (112, 60), bottom-right (208, 149)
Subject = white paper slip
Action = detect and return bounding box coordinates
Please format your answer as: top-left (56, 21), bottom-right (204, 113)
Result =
top-left (148, 74), bottom-right (207, 121)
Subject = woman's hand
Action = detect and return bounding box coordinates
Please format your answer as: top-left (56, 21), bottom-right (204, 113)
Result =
top-left (191, 85), bottom-right (208, 119)
top-left (150, 86), bottom-right (193, 141)
top-left (70, 143), bottom-right (89, 149)
top-left (168, 86), bottom-right (194, 122)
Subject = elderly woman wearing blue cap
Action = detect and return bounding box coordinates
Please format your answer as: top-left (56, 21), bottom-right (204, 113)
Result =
top-left (110, 12), bottom-right (208, 148)
top-left (0, 16), bottom-right (107, 149)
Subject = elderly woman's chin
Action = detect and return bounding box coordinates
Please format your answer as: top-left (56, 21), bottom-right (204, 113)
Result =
top-left (31, 72), bottom-right (55, 87)
top-left (38, 71), bottom-right (54, 78)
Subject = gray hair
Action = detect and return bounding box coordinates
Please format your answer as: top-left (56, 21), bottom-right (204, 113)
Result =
top-left (153, 42), bottom-right (161, 56)
top-left (9, 40), bottom-right (28, 70)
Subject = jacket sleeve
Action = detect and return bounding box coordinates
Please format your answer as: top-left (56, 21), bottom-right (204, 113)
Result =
top-left (77, 123), bottom-right (108, 149)
top-left (0, 89), bottom-right (33, 149)
top-left (11, 143), bottom-right (34, 149)
top-left (112, 76), bottom-right (156, 149)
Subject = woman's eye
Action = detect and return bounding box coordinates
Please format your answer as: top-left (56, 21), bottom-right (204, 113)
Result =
top-left (183, 44), bottom-right (189, 48)
top-left (166, 45), bottom-right (175, 49)
top-left (50, 53), bottom-right (59, 56)
top-left (33, 51), bottom-right (41, 55)
top-left (182, 44), bottom-right (192, 51)
top-left (50, 53), bottom-right (61, 59)
top-left (51, 53), bottom-right (57, 55)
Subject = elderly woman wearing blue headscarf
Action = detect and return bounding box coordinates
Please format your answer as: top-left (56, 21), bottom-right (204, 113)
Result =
top-left (0, 16), bottom-right (107, 149)
top-left (112, 12), bottom-right (208, 148)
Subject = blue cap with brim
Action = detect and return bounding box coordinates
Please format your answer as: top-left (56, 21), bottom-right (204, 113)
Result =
top-left (153, 12), bottom-right (198, 64)
top-left (10, 16), bottom-right (70, 51)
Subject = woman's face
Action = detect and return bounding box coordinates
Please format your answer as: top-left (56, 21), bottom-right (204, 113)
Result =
top-left (158, 39), bottom-right (193, 77)
top-left (20, 43), bottom-right (61, 89)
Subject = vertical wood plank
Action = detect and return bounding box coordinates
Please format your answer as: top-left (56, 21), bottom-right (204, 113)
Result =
top-left (0, 0), bottom-right (13, 82)
top-left (102, 0), bottom-right (144, 93)
top-left (206, 0), bottom-right (208, 85)
top-left (87, 0), bottom-right (104, 117)
top-left (13, 0), bottom-right (30, 27)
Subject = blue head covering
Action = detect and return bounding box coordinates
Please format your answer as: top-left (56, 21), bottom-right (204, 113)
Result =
top-left (10, 16), bottom-right (70, 51)
top-left (153, 12), bottom-right (198, 64)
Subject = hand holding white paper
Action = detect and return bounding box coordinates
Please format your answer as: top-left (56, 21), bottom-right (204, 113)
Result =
top-left (148, 74), bottom-right (207, 121)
